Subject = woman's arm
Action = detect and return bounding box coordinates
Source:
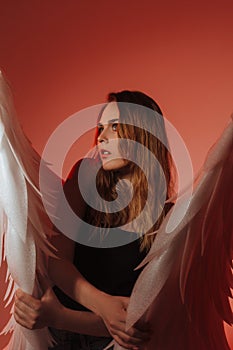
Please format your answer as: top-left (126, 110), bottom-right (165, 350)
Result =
top-left (45, 158), bottom-right (150, 348)
top-left (15, 281), bottom-right (150, 349)
top-left (15, 159), bottom-right (150, 348)
top-left (14, 287), bottom-right (109, 337)
top-left (48, 233), bottom-right (150, 349)
top-left (14, 220), bottom-right (149, 348)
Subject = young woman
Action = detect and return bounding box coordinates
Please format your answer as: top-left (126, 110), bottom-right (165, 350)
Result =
top-left (14, 90), bottom-right (175, 349)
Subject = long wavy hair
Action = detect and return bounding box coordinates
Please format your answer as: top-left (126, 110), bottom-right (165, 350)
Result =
top-left (85, 90), bottom-right (175, 251)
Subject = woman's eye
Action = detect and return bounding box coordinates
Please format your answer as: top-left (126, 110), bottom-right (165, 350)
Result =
top-left (112, 123), bottom-right (118, 131)
top-left (98, 126), bottom-right (104, 134)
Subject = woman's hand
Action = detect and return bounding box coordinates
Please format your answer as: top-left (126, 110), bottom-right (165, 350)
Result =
top-left (14, 287), bottom-right (63, 330)
top-left (96, 294), bottom-right (150, 350)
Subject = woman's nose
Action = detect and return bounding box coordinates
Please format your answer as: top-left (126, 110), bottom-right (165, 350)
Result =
top-left (97, 127), bottom-right (109, 143)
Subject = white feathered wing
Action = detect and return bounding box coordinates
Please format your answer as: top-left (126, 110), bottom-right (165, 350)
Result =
top-left (0, 71), bottom-right (56, 349)
top-left (118, 118), bottom-right (232, 350)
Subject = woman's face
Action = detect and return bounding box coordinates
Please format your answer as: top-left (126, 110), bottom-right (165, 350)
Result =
top-left (97, 102), bottom-right (128, 171)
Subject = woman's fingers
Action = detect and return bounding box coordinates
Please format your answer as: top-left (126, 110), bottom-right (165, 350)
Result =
top-left (124, 325), bottom-right (151, 341)
top-left (109, 316), bottom-right (150, 342)
top-left (113, 334), bottom-right (138, 350)
top-left (110, 325), bottom-right (150, 349)
top-left (98, 294), bottom-right (150, 348)
top-left (14, 303), bottom-right (39, 330)
top-left (15, 289), bottom-right (41, 311)
top-left (113, 331), bottom-right (148, 350)
top-left (14, 287), bottom-right (63, 330)
top-left (14, 289), bottom-right (45, 329)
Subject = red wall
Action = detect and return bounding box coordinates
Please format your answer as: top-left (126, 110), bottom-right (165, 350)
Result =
top-left (0, 0), bottom-right (232, 348)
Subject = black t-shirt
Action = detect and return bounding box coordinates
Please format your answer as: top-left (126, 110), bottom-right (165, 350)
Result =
top-left (53, 158), bottom-right (171, 311)
top-left (54, 234), bottom-right (147, 311)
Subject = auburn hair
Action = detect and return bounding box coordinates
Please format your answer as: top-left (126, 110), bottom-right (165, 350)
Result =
top-left (85, 90), bottom-right (175, 252)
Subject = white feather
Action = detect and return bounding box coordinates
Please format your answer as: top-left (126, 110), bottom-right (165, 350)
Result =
top-left (0, 71), bottom-right (56, 348)
top-left (126, 118), bottom-right (233, 349)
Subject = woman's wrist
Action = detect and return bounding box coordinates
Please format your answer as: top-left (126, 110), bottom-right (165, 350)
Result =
top-left (84, 289), bottom-right (110, 317)
top-left (52, 304), bottom-right (67, 330)
top-left (53, 306), bottom-right (110, 336)
top-left (73, 277), bottom-right (110, 316)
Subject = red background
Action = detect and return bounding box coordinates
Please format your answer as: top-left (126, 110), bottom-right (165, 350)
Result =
top-left (0, 0), bottom-right (232, 348)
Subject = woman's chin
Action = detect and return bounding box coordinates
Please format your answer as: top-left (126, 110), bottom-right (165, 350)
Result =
top-left (102, 158), bottom-right (128, 171)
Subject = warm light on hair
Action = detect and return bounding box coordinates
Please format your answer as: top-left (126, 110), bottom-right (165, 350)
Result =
top-left (86, 90), bottom-right (175, 251)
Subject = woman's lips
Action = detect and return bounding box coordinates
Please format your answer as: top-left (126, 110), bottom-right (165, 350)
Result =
top-left (100, 149), bottom-right (112, 159)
